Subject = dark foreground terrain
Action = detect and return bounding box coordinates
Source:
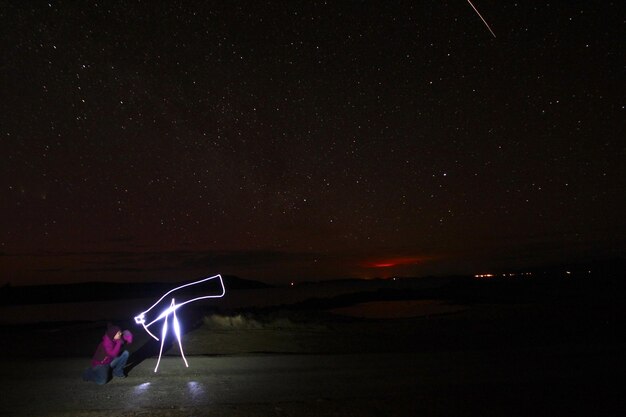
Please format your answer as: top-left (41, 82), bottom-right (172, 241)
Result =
top-left (0, 346), bottom-right (623, 417)
top-left (1, 269), bottom-right (625, 416)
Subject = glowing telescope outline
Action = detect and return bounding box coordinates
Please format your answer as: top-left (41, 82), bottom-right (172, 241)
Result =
top-left (134, 274), bottom-right (226, 372)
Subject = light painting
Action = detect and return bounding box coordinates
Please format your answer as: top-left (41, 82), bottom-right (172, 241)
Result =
top-left (134, 274), bottom-right (226, 372)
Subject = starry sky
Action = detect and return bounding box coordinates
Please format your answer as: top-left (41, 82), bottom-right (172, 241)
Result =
top-left (1, 1), bottom-right (624, 285)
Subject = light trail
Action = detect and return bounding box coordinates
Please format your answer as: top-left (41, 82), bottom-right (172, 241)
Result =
top-left (134, 274), bottom-right (226, 372)
top-left (467, 0), bottom-right (496, 38)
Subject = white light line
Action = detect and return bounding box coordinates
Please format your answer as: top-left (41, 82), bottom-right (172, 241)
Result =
top-left (133, 274), bottom-right (226, 372)
top-left (173, 306), bottom-right (189, 368)
top-left (467, 0), bottom-right (496, 38)
top-left (146, 279), bottom-right (226, 328)
top-left (154, 304), bottom-right (170, 372)
top-left (140, 274), bottom-right (225, 319)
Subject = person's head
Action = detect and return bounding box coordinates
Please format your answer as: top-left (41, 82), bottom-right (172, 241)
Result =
top-left (122, 329), bottom-right (133, 344)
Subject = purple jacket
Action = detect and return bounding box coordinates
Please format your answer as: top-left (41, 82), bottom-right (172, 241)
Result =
top-left (91, 325), bottom-right (123, 367)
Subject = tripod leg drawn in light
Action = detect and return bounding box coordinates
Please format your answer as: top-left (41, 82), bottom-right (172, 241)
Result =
top-left (134, 274), bottom-right (226, 372)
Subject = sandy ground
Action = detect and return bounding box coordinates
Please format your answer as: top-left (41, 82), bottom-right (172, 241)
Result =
top-left (1, 347), bottom-right (623, 417)
top-left (1, 297), bottom-right (624, 416)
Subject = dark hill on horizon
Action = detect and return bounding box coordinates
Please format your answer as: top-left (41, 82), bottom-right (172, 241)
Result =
top-left (0, 275), bottom-right (271, 306)
top-left (1, 258), bottom-right (623, 307)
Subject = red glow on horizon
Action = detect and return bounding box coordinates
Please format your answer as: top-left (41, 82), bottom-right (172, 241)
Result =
top-left (366, 256), bottom-right (427, 268)
top-left (373, 262), bottom-right (396, 268)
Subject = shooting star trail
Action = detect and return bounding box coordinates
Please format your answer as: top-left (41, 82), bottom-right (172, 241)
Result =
top-left (467, 0), bottom-right (496, 38)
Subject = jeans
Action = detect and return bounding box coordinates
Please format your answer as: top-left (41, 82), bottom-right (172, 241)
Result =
top-left (83, 350), bottom-right (129, 385)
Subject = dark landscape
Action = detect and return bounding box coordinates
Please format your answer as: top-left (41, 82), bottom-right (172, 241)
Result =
top-left (1, 260), bottom-right (624, 416)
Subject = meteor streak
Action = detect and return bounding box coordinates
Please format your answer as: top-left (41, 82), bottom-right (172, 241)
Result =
top-left (466, 0), bottom-right (496, 38)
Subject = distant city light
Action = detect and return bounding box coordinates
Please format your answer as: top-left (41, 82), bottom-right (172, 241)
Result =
top-left (474, 272), bottom-right (533, 279)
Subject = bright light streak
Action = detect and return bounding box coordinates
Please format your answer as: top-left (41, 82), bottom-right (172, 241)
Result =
top-left (134, 274), bottom-right (226, 372)
top-left (154, 306), bottom-right (169, 373)
top-left (466, 0), bottom-right (496, 38)
top-left (172, 302), bottom-right (188, 368)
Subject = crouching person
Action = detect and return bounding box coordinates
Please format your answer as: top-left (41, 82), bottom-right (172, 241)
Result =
top-left (82, 323), bottom-right (132, 385)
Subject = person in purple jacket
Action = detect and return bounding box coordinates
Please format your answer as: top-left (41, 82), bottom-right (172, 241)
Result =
top-left (82, 323), bottom-right (132, 385)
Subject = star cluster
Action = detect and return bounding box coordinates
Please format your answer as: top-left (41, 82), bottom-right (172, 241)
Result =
top-left (1, 1), bottom-right (624, 284)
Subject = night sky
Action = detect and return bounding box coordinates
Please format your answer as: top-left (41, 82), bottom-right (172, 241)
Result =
top-left (1, 1), bottom-right (624, 285)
